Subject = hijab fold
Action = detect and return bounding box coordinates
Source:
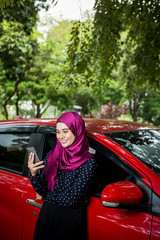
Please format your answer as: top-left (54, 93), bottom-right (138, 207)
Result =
top-left (45, 111), bottom-right (93, 191)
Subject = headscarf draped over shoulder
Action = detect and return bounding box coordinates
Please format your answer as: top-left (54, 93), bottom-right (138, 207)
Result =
top-left (45, 111), bottom-right (93, 191)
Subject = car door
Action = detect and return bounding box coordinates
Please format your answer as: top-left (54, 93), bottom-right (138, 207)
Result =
top-left (0, 125), bottom-right (37, 240)
top-left (22, 179), bottom-right (42, 240)
top-left (150, 191), bottom-right (160, 240)
top-left (87, 137), bottom-right (152, 240)
top-left (22, 126), bottom-right (57, 240)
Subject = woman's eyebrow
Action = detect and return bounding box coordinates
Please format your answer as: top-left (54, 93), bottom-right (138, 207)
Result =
top-left (56, 128), bottom-right (69, 131)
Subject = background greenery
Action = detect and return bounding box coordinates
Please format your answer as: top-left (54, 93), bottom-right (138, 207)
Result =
top-left (0, 0), bottom-right (159, 126)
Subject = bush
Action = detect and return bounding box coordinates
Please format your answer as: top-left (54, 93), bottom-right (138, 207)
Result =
top-left (97, 102), bottom-right (127, 120)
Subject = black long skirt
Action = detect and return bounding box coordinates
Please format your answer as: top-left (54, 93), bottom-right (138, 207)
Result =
top-left (33, 202), bottom-right (88, 240)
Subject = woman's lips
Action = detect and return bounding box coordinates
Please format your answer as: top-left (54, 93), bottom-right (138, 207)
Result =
top-left (60, 140), bottom-right (67, 144)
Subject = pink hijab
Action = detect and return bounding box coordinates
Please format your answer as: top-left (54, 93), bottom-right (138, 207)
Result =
top-left (45, 111), bottom-right (93, 191)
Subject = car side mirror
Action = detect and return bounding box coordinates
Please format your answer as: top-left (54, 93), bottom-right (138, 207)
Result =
top-left (101, 181), bottom-right (143, 208)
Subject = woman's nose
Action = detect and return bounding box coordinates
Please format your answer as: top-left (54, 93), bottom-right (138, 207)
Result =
top-left (59, 132), bottom-right (64, 139)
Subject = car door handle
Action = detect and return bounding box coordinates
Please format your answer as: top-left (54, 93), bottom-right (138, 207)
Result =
top-left (26, 199), bottom-right (42, 209)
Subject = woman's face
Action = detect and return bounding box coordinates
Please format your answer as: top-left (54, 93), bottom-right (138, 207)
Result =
top-left (56, 122), bottom-right (75, 148)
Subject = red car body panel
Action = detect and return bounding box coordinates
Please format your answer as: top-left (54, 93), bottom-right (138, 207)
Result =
top-left (88, 197), bottom-right (151, 240)
top-left (0, 171), bottom-right (28, 240)
top-left (22, 181), bottom-right (41, 240)
top-left (151, 216), bottom-right (160, 240)
top-left (0, 118), bottom-right (160, 240)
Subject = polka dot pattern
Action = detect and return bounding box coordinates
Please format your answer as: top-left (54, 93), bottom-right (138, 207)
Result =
top-left (30, 153), bottom-right (96, 207)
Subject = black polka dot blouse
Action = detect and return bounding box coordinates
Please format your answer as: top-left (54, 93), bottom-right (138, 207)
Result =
top-left (29, 153), bottom-right (96, 207)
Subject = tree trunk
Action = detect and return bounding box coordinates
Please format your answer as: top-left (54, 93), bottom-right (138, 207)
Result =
top-left (15, 90), bottom-right (20, 116)
top-left (3, 80), bottom-right (21, 119)
top-left (129, 90), bottom-right (146, 122)
top-left (129, 100), bottom-right (137, 122)
top-left (36, 104), bottom-right (41, 118)
top-left (3, 104), bottom-right (9, 120)
top-left (35, 102), bottom-right (50, 118)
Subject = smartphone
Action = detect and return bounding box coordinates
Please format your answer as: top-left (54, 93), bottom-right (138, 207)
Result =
top-left (26, 147), bottom-right (41, 174)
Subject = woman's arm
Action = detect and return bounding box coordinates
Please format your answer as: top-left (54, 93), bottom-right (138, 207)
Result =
top-left (29, 153), bottom-right (49, 197)
top-left (29, 173), bottom-right (48, 196)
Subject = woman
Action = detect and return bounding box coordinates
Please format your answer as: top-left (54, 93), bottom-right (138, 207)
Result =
top-left (28, 111), bottom-right (96, 240)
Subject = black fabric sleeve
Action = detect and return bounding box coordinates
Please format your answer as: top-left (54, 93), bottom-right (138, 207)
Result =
top-left (29, 153), bottom-right (49, 196)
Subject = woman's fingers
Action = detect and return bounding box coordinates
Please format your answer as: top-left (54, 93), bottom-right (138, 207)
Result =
top-left (28, 153), bottom-right (34, 168)
top-left (32, 163), bottom-right (44, 171)
top-left (33, 161), bottom-right (44, 167)
top-left (28, 152), bottom-right (44, 176)
top-left (28, 152), bottom-right (34, 165)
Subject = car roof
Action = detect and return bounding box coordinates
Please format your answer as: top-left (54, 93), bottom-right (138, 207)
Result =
top-left (0, 118), bottom-right (159, 134)
top-left (84, 118), bottom-right (160, 133)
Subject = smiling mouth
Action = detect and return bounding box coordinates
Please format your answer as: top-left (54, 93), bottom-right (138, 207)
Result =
top-left (60, 140), bottom-right (67, 144)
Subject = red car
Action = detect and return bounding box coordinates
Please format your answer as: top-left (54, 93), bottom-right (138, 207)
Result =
top-left (0, 118), bottom-right (160, 240)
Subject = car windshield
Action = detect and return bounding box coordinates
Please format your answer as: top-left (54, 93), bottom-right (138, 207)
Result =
top-left (105, 129), bottom-right (160, 176)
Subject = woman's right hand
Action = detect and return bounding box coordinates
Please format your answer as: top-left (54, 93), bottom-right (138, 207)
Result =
top-left (28, 152), bottom-right (44, 176)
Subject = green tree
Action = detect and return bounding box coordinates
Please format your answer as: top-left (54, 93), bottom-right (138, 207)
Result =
top-left (0, 0), bottom-right (49, 34)
top-left (123, 0), bottom-right (160, 87)
top-left (66, 0), bottom-right (160, 88)
top-left (139, 90), bottom-right (160, 126)
top-left (66, 2), bottom-right (123, 86)
top-left (16, 19), bottom-right (74, 118)
top-left (44, 19), bottom-right (75, 111)
top-left (0, 20), bottom-right (37, 119)
top-left (0, 0), bottom-right (49, 119)
top-left (72, 86), bottom-right (97, 116)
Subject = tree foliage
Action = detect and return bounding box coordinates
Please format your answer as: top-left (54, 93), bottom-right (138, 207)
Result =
top-left (64, 0), bottom-right (160, 125)
top-left (123, 0), bottom-right (160, 87)
top-left (0, 0), bottom-right (50, 34)
top-left (0, 0), bottom-right (14, 10)
top-left (0, 0), bottom-right (50, 119)
top-left (0, 20), bottom-right (37, 118)
top-left (66, 0), bottom-right (160, 88)
top-left (0, 0), bottom-right (51, 11)
top-left (139, 89), bottom-right (160, 126)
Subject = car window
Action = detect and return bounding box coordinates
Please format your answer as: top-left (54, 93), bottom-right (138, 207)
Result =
top-left (0, 133), bottom-right (30, 173)
top-left (105, 129), bottom-right (160, 176)
top-left (88, 138), bottom-right (130, 196)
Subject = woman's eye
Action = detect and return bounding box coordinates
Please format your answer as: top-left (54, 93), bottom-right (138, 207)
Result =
top-left (56, 130), bottom-right (69, 134)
